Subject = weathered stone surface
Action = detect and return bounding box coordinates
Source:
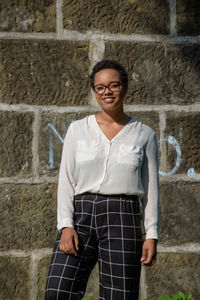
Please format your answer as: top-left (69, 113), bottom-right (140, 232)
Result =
top-left (105, 42), bottom-right (200, 105)
top-left (128, 111), bottom-right (159, 136)
top-left (0, 184), bottom-right (57, 250)
top-left (159, 182), bottom-right (200, 245)
top-left (177, 0), bottom-right (200, 35)
top-left (104, 42), bottom-right (171, 104)
top-left (84, 263), bottom-right (99, 299)
top-left (0, 40), bottom-right (90, 106)
top-left (63, 0), bottom-right (170, 34)
top-left (146, 253), bottom-right (200, 299)
top-left (39, 111), bottom-right (95, 176)
top-left (0, 0), bottom-right (56, 32)
top-left (0, 256), bottom-right (31, 300)
top-left (163, 112), bottom-right (200, 175)
top-left (0, 111), bottom-right (33, 177)
top-left (37, 255), bottom-right (51, 300)
top-left (167, 44), bottom-right (200, 104)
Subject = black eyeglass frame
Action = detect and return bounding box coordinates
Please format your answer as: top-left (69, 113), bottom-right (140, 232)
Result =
top-left (93, 81), bottom-right (122, 95)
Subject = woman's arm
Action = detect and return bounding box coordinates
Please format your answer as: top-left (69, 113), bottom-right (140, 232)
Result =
top-left (141, 131), bottom-right (160, 265)
top-left (57, 124), bottom-right (76, 230)
top-left (57, 123), bottom-right (79, 255)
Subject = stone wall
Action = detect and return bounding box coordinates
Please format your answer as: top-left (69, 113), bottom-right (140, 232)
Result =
top-left (0, 1), bottom-right (200, 299)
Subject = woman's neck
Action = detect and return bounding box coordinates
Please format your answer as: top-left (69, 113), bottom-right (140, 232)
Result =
top-left (96, 109), bottom-right (131, 125)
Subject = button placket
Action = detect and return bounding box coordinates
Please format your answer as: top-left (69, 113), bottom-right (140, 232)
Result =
top-left (97, 141), bottom-right (111, 192)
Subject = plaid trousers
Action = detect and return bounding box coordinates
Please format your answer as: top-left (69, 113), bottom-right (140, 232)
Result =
top-left (45, 193), bottom-right (143, 300)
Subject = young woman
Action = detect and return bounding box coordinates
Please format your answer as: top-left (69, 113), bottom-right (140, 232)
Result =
top-left (45, 60), bottom-right (159, 300)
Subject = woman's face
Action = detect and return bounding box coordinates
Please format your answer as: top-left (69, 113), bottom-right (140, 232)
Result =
top-left (93, 68), bottom-right (126, 112)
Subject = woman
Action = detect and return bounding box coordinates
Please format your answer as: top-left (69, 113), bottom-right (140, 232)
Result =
top-left (45, 60), bottom-right (159, 300)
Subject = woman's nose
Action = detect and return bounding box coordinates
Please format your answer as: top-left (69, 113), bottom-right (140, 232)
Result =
top-left (104, 86), bottom-right (112, 94)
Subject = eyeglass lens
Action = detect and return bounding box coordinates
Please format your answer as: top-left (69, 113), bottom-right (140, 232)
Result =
top-left (94, 82), bottom-right (121, 94)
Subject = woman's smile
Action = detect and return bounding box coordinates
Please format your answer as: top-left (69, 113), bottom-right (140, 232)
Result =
top-left (102, 96), bottom-right (115, 103)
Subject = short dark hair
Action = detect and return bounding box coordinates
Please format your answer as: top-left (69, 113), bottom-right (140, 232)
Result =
top-left (90, 60), bottom-right (128, 88)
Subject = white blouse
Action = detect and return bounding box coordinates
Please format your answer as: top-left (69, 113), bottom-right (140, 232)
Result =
top-left (57, 114), bottom-right (160, 240)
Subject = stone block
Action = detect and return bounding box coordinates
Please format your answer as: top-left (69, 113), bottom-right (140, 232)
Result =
top-left (0, 111), bottom-right (33, 177)
top-left (39, 111), bottom-right (94, 176)
top-left (163, 112), bottom-right (200, 175)
top-left (37, 255), bottom-right (51, 300)
top-left (63, 0), bottom-right (170, 34)
top-left (128, 111), bottom-right (159, 136)
top-left (0, 256), bottom-right (31, 300)
top-left (0, 184), bottom-right (57, 250)
top-left (104, 42), bottom-right (171, 105)
top-left (0, 40), bottom-right (90, 106)
top-left (145, 253), bottom-right (200, 299)
top-left (177, 0), bottom-right (200, 35)
top-left (167, 44), bottom-right (200, 104)
top-left (84, 263), bottom-right (99, 299)
top-left (159, 182), bottom-right (200, 245)
top-left (0, 0), bottom-right (56, 32)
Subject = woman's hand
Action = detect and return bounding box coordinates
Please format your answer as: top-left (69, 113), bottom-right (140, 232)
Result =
top-left (140, 239), bottom-right (157, 266)
top-left (59, 227), bottom-right (79, 256)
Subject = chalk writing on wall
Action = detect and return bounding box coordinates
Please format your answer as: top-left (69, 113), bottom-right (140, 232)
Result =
top-left (48, 123), bottom-right (197, 178)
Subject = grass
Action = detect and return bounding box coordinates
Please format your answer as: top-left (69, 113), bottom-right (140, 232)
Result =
top-left (82, 291), bottom-right (196, 300)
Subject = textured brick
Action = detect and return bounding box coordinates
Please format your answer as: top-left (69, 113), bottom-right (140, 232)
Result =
top-left (39, 111), bottom-right (94, 176)
top-left (0, 111), bottom-right (33, 177)
top-left (63, 0), bottom-right (170, 34)
top-left (0, 0), bottom-right (56, 32)
top-left (177, 0), bottom-right (200, 35)
top-left (37, 255), bottom-right (51, 300)
top-left (104, 42), bottom-right (171, 105)
top-left (164, 112), bottom-right (200, 174)
top-left (84, 264), bottom-right (99, 299)
top-left (159, 182), bottom-right (200, 245)
top-left (105, 43), bottom-right (200, 105)
top-left (167, 44), bottom-right (200, 104)
top-left (146, 253), bottom-right (200, 299)
top-left (0, 184), bottom-right (57, 250)
top-left (0, 40), bottom-right (90, 106)
top-left (0, 256), bottom-right (31, 300)
top-left (128, 111), bottom-right (159, 136)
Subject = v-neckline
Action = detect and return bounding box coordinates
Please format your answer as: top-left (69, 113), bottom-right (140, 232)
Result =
top-left (92, 114), bottom-right (135, 143)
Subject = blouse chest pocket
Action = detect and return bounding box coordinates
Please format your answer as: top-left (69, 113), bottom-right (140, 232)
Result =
top-left (76, 140), bottom-right (98, 163)
top-left (118, 144), bottom-right (143, 168)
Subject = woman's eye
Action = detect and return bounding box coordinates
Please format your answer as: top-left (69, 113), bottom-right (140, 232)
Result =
top-left (111, 83), bottom-right (120, 88)
top-left (96, 86), bottom-right (104, 91)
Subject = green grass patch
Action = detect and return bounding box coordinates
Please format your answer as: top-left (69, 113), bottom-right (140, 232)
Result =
top-left (82, 291), bottom-right (196, 300)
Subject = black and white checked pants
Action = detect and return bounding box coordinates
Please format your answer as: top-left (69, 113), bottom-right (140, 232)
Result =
top-left (45, 193), bottom-right (143, 300)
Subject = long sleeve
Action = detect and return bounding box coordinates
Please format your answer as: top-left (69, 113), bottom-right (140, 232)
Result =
top-left (141, 131), bottom-right (160, 240)
top-left (57, 124), bottom-right (76, 231)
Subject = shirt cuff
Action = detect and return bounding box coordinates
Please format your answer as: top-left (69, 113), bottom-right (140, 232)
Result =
top-left (57, 217), bottom-right (74, 231)
top-left (145, 228), bottom-right (159, 240)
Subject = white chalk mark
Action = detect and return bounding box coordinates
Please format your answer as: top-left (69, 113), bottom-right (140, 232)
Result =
top-left (187, 168), bottom-right (196, 178)
top-left (48, 123), bottom-right (64, 170)
top-left (159, 135), bottom-right (182, 176)
top-left (48, 122), bottom-right (75, 170)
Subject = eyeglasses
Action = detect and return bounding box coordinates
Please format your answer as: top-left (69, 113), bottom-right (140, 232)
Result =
top-left (93, 81), bottom-right (122, 95)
